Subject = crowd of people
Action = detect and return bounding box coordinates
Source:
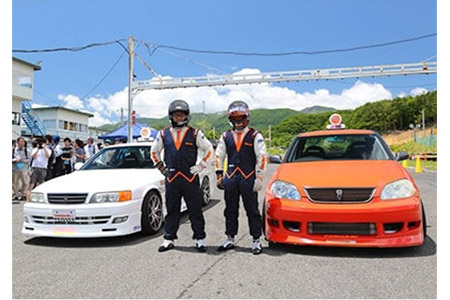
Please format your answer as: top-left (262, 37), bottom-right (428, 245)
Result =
top-left (11, 134), bottom-right (121, 201)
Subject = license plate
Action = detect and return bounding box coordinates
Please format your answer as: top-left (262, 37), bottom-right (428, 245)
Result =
top-left (53, 226), bottom-right (77, 236)
top-left (52, 209), bottom-right (76, 222)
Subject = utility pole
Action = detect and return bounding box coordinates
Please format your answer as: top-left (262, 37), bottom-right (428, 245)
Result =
top-left (127, 36), bottom-right (134, 143)
top-left (202, 100), bottom-right (206, 134)
top-left (269, 125), bottom-right (272, 150)
top-left (117, 108), bottom-right (126, 125)
top-left (422, 109), bottom-right (426, 138)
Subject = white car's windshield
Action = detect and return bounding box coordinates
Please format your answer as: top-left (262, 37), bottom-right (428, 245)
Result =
top-left (286, 134), bottom-right (391, 162)
top-left (81, 146), bottom-right (155, 170)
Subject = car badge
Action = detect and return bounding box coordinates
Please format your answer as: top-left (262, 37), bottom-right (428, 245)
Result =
top-left (63, 196), bottom-right (69, 203)
top-left (336, 189), bottom-right (343, 201)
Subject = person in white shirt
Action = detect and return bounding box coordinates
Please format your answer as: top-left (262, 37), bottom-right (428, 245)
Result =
top-left (151, 99), bottom-right (213, 253)
top-left (215, 100), bottom-right (267, 255)
top-left (84, 137), bottom-right (99, 160)
top-left (29, 139), bottom-right (51, 192)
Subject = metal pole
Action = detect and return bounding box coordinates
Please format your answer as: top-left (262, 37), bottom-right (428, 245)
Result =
top-left (127, 36), bottom-right (134, 143)
top-left (422, 109), bottom-right (425, 139)
top-left (269, 125), bottom-right (272, 150)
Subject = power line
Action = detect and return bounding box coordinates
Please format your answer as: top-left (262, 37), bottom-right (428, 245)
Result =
top-left (81, 50), bottom-right (127, 99)
top-left (144, 43), bottom-right (228, 75)
top-left (146, 33), bottom-right (436, 57)
top-left (12, 39), bottom-right (127, 53)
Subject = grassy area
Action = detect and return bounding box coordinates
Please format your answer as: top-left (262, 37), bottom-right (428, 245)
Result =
top-left (398, 159), bottom-right (437, 171)
top-left (389, 140), bottom-right (437, 154)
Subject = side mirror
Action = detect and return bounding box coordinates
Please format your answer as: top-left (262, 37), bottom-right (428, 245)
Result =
top-left (395, 151), bottom-right (409, 161)
top-left (74, 162), bottom-right (84, 171)
top-left (269, 155), bottom-right (282, 164)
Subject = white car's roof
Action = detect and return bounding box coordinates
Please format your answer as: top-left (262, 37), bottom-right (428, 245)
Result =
top-left (106, 142), bottom-right (155, 148)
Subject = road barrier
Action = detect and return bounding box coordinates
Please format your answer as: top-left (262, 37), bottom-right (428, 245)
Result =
top-left (411, 153), bottom-right (437, 161)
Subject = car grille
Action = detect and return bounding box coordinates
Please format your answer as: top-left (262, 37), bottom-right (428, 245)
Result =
top-left (31, 215), bottom-right (111, 225)
top-left (47, 193), bottom-right (88, 204)
top-left (308, 222), bottom-right (377, 235)
top-left (305, 188), bottom-right (375, 203)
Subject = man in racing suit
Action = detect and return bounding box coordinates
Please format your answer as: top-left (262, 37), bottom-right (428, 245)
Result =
top-left (215, 100), bottom-right (267, 255)
top-left (151, 99), bottom-right (214, 253)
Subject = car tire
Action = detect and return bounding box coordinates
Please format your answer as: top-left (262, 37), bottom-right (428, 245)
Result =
top-left (262, 200), bottom-right (267, 239)
top-left (141, 190), bottom-right (164, 235)
top-left (422, 201), bottom-right (427, 239)
top-left (201, 176), bottom-right (211, 206)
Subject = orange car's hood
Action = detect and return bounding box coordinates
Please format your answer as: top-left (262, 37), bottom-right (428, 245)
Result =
top-left (276, 160), bottom-right (409, 196)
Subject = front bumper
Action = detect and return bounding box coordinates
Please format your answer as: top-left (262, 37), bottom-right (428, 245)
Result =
top-left (22, 200), bottom-right (143, 238)
top-left (265, 196), bottom-right (424, 248)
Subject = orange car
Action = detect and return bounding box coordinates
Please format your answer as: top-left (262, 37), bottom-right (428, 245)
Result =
top-left (264, 114), bottom-right (426, 248)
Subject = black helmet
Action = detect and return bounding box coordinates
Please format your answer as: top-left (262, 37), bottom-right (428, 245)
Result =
top-left (168, 99), bottom-right (190, 127)
top-left (227, 100), bottom-right (250, 130)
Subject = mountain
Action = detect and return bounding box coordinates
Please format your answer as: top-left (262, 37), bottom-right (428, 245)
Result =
top-left (98, 108), bottom-right (301, 137)
top-left (300, 105), bottom-right (336, 114)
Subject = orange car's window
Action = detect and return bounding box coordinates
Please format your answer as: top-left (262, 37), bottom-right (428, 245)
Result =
top-left (287, 134), bottom-right (390, 162)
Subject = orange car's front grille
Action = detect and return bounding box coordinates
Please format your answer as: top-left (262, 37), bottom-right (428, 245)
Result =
top-left (308, 222), bottom-right (377, 235)
top-left (305, 188), bottom-right (375, 203)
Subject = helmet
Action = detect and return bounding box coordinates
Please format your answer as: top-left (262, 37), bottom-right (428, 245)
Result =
top-left (52, 135), bottom-right (60, 144)
top-left (168, 99), bottom-right (190, 127)
top-left (227, 100), bottom-right (250, 130)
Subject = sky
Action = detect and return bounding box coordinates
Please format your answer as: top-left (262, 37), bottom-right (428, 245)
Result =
top-left (11, 0), bottom-right (437, 127)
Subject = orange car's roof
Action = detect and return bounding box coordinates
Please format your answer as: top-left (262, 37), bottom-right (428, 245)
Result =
top-left (298, 129), bottom-right (376, 138)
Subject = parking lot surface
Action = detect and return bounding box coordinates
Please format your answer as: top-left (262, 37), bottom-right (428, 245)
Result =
top-left (12, 164), bottom-right (436, 298)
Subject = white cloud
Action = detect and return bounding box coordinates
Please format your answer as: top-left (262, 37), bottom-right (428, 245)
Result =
top-left (57, 94), bottom-right (85, 110)
top-left (65, 68), bottom-right (426, 127)
top-left (89, 112), bottom-right (113, 127)
top-left (410, 87), bottom-right (428, 96)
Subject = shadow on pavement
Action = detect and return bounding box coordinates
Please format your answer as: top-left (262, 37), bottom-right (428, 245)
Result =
top-left (23, 199), bottom-right (221, 248)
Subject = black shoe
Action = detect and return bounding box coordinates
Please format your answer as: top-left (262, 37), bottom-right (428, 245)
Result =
top-left (196, 239), bottom-right (207, 252)
top-left (158, 240), bottom-right (175, 252)
top-left (252, 239), bottom-right (262, 255)
top-left (217, 237), bottom-right (235, 252)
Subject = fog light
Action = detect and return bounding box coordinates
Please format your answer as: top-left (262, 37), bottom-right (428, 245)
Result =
top-left (112, 216), bottom-right (128, 224)
top-left (283, 221), bottom-right (301, 232)
top-left (384, 222), bottom-right (403, 234)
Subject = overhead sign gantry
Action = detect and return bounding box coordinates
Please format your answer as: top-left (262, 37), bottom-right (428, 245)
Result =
top-left (125, 36), bottom-right (437, 141)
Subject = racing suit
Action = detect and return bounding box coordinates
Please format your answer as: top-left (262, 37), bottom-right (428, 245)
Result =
top-left (215, 127), bottom-right (267, 239)
top-left (151, 126), bottom-right (213, 240)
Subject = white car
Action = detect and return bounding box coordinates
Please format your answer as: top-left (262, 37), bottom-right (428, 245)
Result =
top-left (22, 142), bottom-right (215, 238)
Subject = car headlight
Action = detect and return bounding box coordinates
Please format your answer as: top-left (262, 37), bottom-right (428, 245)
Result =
top-left (270, 180), bottom-right (301, 200)
top-left (89, 191), bottom-right (132, 203)
top-left (380, 179), bottom-right (416, 200)
top-left (28, 192), bottom-right (45, 203)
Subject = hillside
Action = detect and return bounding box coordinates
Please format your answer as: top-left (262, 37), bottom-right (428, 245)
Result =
top-left (270, 90), bottom-right (437, 147)
top-left (99, 108), bottom-right (302, 136)
top-left (98, 105), bottom-right (335, 135)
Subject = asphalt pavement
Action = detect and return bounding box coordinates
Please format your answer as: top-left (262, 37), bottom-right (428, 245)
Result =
top-left (12, 164), bottom-right (437, 299)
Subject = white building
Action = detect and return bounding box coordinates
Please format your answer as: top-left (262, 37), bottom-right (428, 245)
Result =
top-left (30, 106), bottom-right (95, 140)
top-left (12, 57), bottom-right (41, 140)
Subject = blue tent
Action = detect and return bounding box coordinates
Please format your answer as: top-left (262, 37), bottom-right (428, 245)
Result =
top-left (98, 123), bottom-right (158, 141)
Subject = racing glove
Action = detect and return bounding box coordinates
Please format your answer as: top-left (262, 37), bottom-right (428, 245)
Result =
top-left (190, 160), bottom-right (208, 175)
top-left (216, 171), bottom-right (225, 190)
top-left (156, 161), bottom-right (169, 177)
top-left (252, 175), bottom-right (264, 192)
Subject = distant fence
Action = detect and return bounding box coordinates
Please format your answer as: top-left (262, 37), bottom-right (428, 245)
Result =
top-left (416, 134), bottom-right (437, 147)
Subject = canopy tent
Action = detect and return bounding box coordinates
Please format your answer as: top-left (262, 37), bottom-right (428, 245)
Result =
top-left (98, 123), bottom-right (158, 141)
